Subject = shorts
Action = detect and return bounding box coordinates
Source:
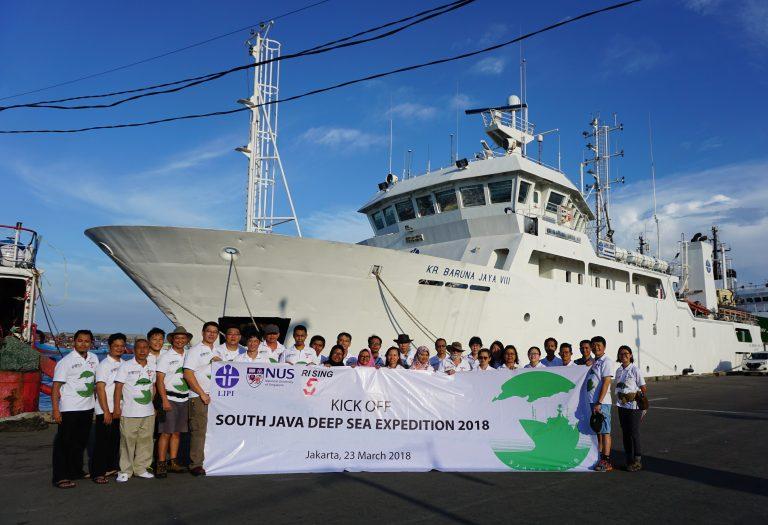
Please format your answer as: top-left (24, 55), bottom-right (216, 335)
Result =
top-left (158, 399), bottom-right (189, 434)
top-left (592, 403), bottom-right (612, 434)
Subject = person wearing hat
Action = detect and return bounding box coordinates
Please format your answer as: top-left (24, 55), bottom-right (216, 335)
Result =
top-left (256, 324), bottom-right (286, 363)
top-left (393, 334), bottom-right (415, 368)
top-left (154, 326), bottom-right (192, 478)
top-left (443, 342), bottom-right (471, 375)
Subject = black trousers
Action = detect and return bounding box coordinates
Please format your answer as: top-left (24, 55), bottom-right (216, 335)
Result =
top-left (617, 407), bottom-right (643, 462)
top-left (51, 409), bottom-right (93, 484)
top-left (90, 414), bottom-right (121, 478)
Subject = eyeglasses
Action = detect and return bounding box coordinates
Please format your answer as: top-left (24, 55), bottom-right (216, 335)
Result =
top-left (478, 356), bottom-right (490, 360)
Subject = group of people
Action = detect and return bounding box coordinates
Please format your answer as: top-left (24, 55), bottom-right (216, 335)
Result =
top-left (49, 321), bottom-right (647, 487)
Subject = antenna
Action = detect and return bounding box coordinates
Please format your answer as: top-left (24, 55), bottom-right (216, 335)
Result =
top-left (449, 133), bottom-right (455, 164)
top-left (426, 143), bottom-right (431, 173)
top-left (388, 96), bottom-right (393, 175)
top-left (239, 24), bottom-right (301, 236)
top-left (406, 149), bottom-right (413, 178)
top-left (648, 113), bottom-right (660, 258)
top-left (455, 80), bottom-right (460, 162)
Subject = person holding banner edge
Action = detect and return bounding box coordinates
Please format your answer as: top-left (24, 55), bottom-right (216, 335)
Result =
top-left (587, 335), bottom-right (615, 472)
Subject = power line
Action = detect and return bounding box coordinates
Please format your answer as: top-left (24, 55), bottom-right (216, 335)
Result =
top-left (0, 0), bottom-right (334, 102)
top-left (0, 0), bottom-right (642, 135)
top-left (1, 0), bottom-right (472, 112)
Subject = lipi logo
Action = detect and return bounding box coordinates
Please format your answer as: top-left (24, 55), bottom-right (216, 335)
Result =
top-left (215, 364), bottom-right (240, 389)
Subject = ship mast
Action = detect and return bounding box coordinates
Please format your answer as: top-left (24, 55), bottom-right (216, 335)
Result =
top-left (237, 23), bottom-right (301, 236)
top-left (581, 115), bottom-right (624, 247)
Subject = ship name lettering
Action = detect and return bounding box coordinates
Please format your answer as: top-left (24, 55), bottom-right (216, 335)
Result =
top-left (425, 265), bottom-right (439, 274)
top-left (443, 268), bottom-right (475, 280)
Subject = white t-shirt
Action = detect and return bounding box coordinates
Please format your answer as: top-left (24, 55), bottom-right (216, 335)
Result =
top-left (157, 349), bottom-right (189, 401)
top-left (52, 350), bottom-right (99, 412)
top-left (114, 358), bottom-right (156, 418)
top-left (524, 362), bottom-right (546, 369)
top-left (542, 356), bottom-right (563, 367)
top-left (497, 364), bottom-right (518, 371)
top-left (259, 341), bottom-right (286, 363)
top-left (586, 354), bottom-right (615, 404)
top-left (473, 365), bottom-right (496, 372)
top-left (215, 344), bottom-right (245, 362)
top-left (444, 358), bottom-right (472, 373)
top-left (615, 363), bottom-right (646, 409)
top-left (561, 360), bottom-right (577, 367)
top-left (183, 342), bottom-right (215, 398)
top-left (466, 354), bottom-right (479, 369)
top-left (94, 355), bottom-right (122, 415)
top-left (284, 345), bottom-right (317, 365)
top-left (429, 354), bottom-right (449, 372)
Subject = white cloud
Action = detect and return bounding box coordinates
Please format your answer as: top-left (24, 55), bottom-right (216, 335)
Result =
top-left (450, 93), bottom-right (474, 110)
top-left (685, 0), bottom-right (768, 48)
top-left (740, 0), bottom-right (768, 48)
top-left (473, 56), bottom-right (506, 75)
top-left (683, 0), bottom-right (723, 14)
top-left (300, 127), bottom-right (383, 150)
top-left (388, 102), bottom-right (437, 120)
top-left (302, 208), bottom-right (372, 243)
top-left (603, 36), bottom-right (664, 75)
top-left (611, 159), bottom-right (768, 281)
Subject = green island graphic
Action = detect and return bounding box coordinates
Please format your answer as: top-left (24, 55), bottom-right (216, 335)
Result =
top-left (134, 377), bottom-right (152, 405)
top-left (76, 370), bottom-right (95, 398)
top-left (172, 366), bottom-right (189, 392)
top-left (492, 371), bottom-right (590, 471)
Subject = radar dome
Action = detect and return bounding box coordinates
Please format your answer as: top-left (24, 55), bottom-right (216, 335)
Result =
top-left (508, 95), bottom-right (521, 106)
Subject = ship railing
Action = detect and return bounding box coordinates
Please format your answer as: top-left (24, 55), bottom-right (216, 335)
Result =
top-left (480, 109), bottom-right (535, 135)
top-left (0, 224), bottom-right (38, 269)
top-left (715, 307), bottom-right (759, 326)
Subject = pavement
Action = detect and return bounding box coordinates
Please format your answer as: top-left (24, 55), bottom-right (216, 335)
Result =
top-left (1, 375), bottom-right (767, 525)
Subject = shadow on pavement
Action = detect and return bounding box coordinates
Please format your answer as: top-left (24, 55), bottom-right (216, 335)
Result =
top-left (642, 455), bottom-right (768, 498)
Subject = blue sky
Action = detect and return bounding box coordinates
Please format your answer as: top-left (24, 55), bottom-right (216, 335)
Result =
top-left (1, 0), bottom-right (766, 332)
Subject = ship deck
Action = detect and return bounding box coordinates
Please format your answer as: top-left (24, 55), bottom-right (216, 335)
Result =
top-left (1, 375), bottom-right (766, 524)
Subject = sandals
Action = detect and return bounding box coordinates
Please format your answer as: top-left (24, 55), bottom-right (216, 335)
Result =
top-left (93, 476), bottom-right (109, 484)
top-left (55, 479), bottom-right (76, 489)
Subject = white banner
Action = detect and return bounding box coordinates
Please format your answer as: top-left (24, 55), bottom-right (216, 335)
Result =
top-left (204, 363), bottom-right (597, 474)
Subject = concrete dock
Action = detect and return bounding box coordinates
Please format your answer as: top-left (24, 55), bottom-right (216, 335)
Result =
top-left (1, 375), bottom-right (766, 524)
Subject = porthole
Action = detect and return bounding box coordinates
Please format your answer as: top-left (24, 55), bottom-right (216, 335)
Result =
top-left (676, 325), bottom-right (680, 337)
top-left (591, 319), bottom-right (597, 327)
top-left (558, 316), bottom-right (564, 325)
top-left (653, 323), bottom-right (657, 335)
top-left (524, 313), bottom-right (531, 322)
top-left (618, 320), bottom-right (624, 333)
top-left (646, 366), bottom-right (650, 373)
top-left (692, 327), bottom-right (696, 338)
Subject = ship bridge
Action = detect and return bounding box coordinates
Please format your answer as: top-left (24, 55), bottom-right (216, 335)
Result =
top-left (358, 97), bottom-right (594, 267)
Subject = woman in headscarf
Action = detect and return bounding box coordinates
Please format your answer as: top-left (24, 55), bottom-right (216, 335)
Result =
top-left (409, 346), bottom-right (432, 371)
top-left (324, 345), bottom-right (346, 367)
top-left (383, 346), bottom-right (405, 369)
top-left (355, 348), bottom-right (376, 368)
top-left (498, 345), bottom-right (519, 371)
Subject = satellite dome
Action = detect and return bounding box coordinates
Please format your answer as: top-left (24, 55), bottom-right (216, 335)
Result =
top-left (508, 94), bottom-right (521, 106)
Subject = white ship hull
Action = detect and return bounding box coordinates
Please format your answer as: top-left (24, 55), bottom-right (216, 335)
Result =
top-left (86, 225), bottom-right (762, 377)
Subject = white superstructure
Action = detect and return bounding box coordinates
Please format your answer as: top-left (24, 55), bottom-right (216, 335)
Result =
top-left (84, 36), bottom-right (761, 377)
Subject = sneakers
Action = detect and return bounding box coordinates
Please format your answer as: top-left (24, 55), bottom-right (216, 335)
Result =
top-left (190, 466), bottom-right (206, 477)
top-left (155, 461), bottom-right (167, 479)
top-left (168, 459), bottom-right (186, 474)
top-left (136, 471), bottom-right (155, 479)
top-left (594, 459), bottom-right (613, 472)
top-left (116, 473), bottom-right (130, 483)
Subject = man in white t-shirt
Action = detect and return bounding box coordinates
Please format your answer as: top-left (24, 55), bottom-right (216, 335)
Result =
top-left (284, 325), bottom-right (316, 365)
top-left (256, 324), bottom-right (286, 363)
top-left (430, 338), bottom-right (450, 372)
top-left (309, 335), bottom-right (326, 365)
top-left (183, 321), bottom-right (219, 477)
top-left (586, 335), bottom-right (615, 472)
top-left (542, 337), bottom-right (563, 366)
top-left (215, 326), bottom-right (246, 362)
top-left (524, 346), bottom-right (546, 368)
top-left (51, 329), bottom-right (99, 488)
top-left (444, 342), bottom-right (472, 374)
top-left (114, 338), bottom-right (156, 482)
top-left (155, 326), bottom-right (192, 478)
top-left (91, 333), bottom-right (126, 484)
top-left (336, 332), bottom-right (352, 363)
top-left (559, 342), bottom-right (576, 367)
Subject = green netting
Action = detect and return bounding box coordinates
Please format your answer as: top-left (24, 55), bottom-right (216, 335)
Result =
top-left (0, 336), bottom-right (40, 372)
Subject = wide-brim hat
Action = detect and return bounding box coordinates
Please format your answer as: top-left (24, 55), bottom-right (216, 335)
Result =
top-left (167, 326), bottom-right (193, 341)
top-left (393, 334), bottom-right (413, 344)
top-left (449, 341), bottom-right (463, 353)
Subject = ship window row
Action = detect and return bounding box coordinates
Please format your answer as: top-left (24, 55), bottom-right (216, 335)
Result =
top-left (370, 176), bottom-right (583, 232)
top-left (738, 296), bottom-right (767, 303)
top-left (417, 279), bottom-right (490, 292)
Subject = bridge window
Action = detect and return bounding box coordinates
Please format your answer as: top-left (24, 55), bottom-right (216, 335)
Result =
top-left (545, 191), bottom-right (566, 213)
top-left (372, 211), bottom-right (385, 230)
top-left (383, 206), bottom-right (397, 227)
top-left (460, 184), bottom-right (486, 207)
top-left (735, 328), bottom-right (752, 342)
top-left (395, 199), bottom-right (416, 221)
top-left (489, 180), bottom-right (513, 203)
top-left (435, 189), bottom-right (458, 212)
top-left (517, 180), bottom-right (532, 204)
top-left (415, 195), bottom-right (435, 217)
